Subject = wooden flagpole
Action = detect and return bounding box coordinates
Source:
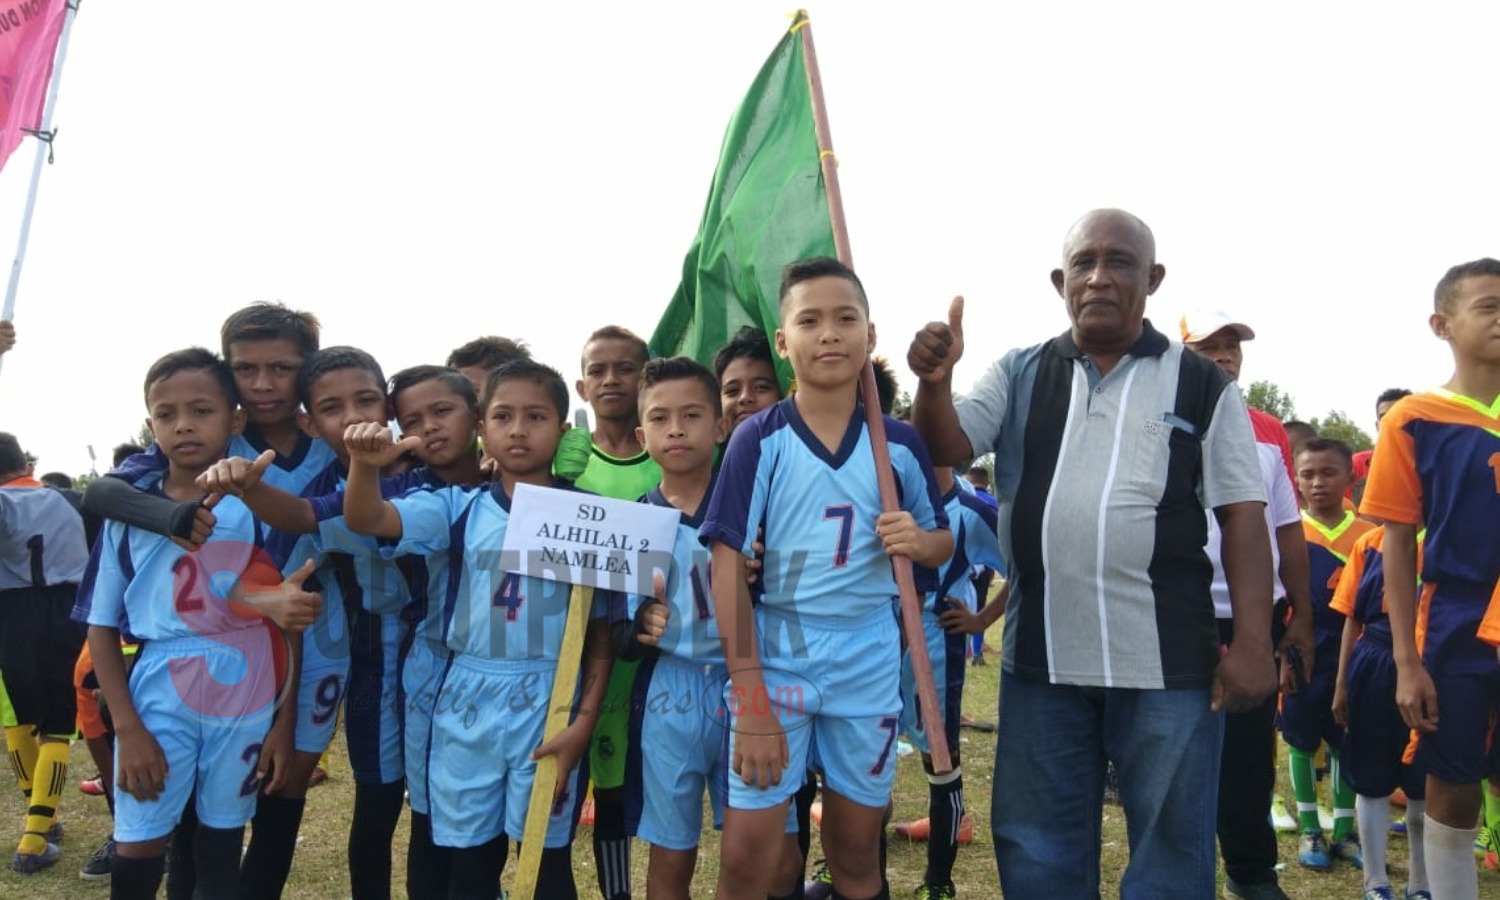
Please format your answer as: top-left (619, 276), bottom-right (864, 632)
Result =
top-left (0, 0), bottom-right (80, 381)
top-left (795, 9), bottom-right (952, 774)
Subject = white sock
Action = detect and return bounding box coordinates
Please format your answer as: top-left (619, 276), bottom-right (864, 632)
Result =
top-left (1424, 813), bottom-right (1478, 900)
top-left (1406, 799), bottom-right (1427, 895)
top-left (1357, 794), bottom-right (1390, 890)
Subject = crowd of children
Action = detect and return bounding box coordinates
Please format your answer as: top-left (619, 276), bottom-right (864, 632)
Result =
top-left (0, 253), bottom-right (1497, 900)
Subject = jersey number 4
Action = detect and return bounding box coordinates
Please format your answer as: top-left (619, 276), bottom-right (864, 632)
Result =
top-left (492, 573), bottom-right (524, 622)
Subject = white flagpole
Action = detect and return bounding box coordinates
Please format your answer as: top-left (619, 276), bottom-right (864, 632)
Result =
top-left (0, 0), bottom-right (80, 379)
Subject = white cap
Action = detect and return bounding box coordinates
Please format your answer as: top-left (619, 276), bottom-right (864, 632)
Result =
top-left (1178, 310), bottom-right (1255, 344)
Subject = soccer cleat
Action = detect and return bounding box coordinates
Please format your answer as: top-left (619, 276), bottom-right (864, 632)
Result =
top-left (1221, 877), bottom-right (1291, 899)
top-left (79, 837), bottom-right (115, 882)
top-left (892, 814), bottom-right (973, 844)
top-left (1269, 796), bottom-right (1297, 833)
top-left (915, 883), bottom-right (957, 900)
top-left (1297, 831), bottom-right (1331, 870)
top-left (12, 841), bottom-right (60, 875)
top-left (1475, 824), bottom-right (1500, 870)
top-left (44, 820), bottom-right (64, 844)
top-left (1404, 891), bottom-right (1431, 899)
top-left (78, 776), bottom-right (104, 796)
top-left (803, 859), bottom-right (834, 900)
top-left (1390, 788), bottom-right (1408, 808)
top-left (1390, 817), bottom-right (1407, 836)
top-left (1361, 888), bottom-right (1397, 900)
top-left (1332, 834), bottom-right (1364, 869)
top-left (578, 796), bottom-right (595, 827)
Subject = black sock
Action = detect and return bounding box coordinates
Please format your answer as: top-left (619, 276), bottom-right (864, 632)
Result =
top-left (592, 791), bottom-right (631, 900)
top-left (538, 845), bottom-right (578, 900)
top-left (794, 775), bottom-right (818, 867)
top-left (349, 780), bottom-right (406, 900)
top-left (193, 825), bottom-right (246, 899)
top-left (111, 853), bottom-right (166, 900)
top-left (923, 772), bottom-right (964, 886)
top-left (105, 786), bottom-right (116, 817)
top-left (445, 832), bottom-right (507, 900)
top-left (405, 811), bottom-right (451, 900)
top-left (239, 794), bottom-right (306, 900)
top-left (166, 801), bottom-right (200, 900)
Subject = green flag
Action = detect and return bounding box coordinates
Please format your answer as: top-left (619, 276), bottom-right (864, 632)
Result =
top-left (649, 12), bottom-right (835, 390)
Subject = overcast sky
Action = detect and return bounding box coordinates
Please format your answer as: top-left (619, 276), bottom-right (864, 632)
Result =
top-left (0, 1), bottom-right (1494, 475)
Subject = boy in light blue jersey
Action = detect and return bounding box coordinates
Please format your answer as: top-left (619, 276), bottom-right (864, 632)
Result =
top-left (619, 356), bottom-right (799, 896)
top-left (201, 360), bottom-right (486, 900)
top-left (342, 359), bottom-right (617, 900)
top-left (703, 258), bottom-right (952, 900)
top-left (72, 348), bottom-right (322, 900)
top-left (892, 465), bottom-right (1002, 899)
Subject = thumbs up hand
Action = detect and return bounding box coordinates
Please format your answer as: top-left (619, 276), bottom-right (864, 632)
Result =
top-left (907, 296), bottom-right (966, 384)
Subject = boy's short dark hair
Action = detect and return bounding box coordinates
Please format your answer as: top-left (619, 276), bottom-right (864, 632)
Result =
top-left (1298, 437), bottom-right (1354, 470)
top-left (779, 256), bottom-right (869, 314)
top-left (483, 359), bottom-right (569, 420)
top-left (640, 356), bottom-right (722, 419)
top-left (446, 336), bottom-right (531, 371)
top-left (0, 433), bottom-right (26, 473)
top-left (221, 301), bottom-right (321, 359)
top-left (112, 443), bottom-right (145, 467)
top-left (39, 472), bottom-right (71, 489)
top-left (966, 463), bottom-right (990, 482)
top-left (871, 356), bottom-right (899, 415)
top-left (144, 348), bottom-right (238, 408)
top-left (582, 326), bottom-right (649, 369)
top-left (712, 326), bottom-right (776, 381)
top-left (1284, 420), bottom-right (1316, 447)
top-left (390, 365), bottom-right (478, 414)
top-left (1434, 258), bottom-right (1500, 312)
top-left (296, 346), bottom-right (387, 408)
top-left (1376, 388), bottom-right (1412, 409)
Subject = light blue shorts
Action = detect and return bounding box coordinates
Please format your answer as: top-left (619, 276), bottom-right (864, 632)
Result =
top-left (727, 605), bottom-right (900, 811)
top-left (426, 655), bottom-right (584, 849)
top-left (113, 630), bottom-right (279, 842)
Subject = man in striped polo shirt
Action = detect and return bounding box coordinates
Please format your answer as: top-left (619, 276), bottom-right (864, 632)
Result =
top-left (908, 209), bottom-right (1278, 899)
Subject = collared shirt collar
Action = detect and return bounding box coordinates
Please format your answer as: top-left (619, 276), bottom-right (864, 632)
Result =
top-left (1049, 318), bottom-right (1171, 361)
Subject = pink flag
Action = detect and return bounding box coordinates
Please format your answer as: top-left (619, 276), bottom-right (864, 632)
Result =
top-left (0, 0), bottom-right (66, 172)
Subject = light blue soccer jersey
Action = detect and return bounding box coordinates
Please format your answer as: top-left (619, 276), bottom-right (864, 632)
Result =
top-left (389, 481), bottom-right (621, 661)
top-left (229, 430), bottom-right (337, 498)
top-left (109, 430), bottom-right (335, 501)
top-left (627, 484), bottom-right (721, 666)
top-left (930, 485), bottom-right (1004, 613)
top-left (700, 398), bottom-right (948, 620)
top-left (0, 482), bottom-right (89, 589)
top-left (75, 475), bottom-right (268, 642)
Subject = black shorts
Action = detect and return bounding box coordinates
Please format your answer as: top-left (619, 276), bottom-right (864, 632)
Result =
top-left (0, 584), bottom-right (85, 736)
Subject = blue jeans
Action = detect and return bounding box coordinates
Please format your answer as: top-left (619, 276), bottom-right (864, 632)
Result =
top-left (992, 675), bottom-right (1224, 899)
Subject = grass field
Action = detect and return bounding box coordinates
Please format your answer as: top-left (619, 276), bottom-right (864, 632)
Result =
top-left (5, 617), bottom-right (1499, 897)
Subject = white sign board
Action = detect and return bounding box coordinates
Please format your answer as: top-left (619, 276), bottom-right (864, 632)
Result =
top-left (502, 483), bottom-right (680, 596)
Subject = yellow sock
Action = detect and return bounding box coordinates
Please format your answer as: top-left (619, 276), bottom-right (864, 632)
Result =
top-left (4, 724), bottom-right (38, 797)
top-left (17, 740), bottom-right (67, 856)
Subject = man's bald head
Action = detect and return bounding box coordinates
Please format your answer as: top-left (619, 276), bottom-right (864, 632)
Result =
top-left (1051, 208), bottom-right (1166, 357)
top-left (1061, 209), bottom-right (1156, 266)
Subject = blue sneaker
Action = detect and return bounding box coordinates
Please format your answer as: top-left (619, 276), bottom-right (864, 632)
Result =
top-left (1297, 830), bottom-right (1331, 870)
top-left (1333, 834), bottom-right (1364, 869)
top-left (12, 841), bottom-right (61, 875)
top-left (1361, 888), bottom-right (1397, 900)
top-left (1405, 891), bottom-right (1431, 900)
top-left (1390, 816), bottom-right (1407, 836)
